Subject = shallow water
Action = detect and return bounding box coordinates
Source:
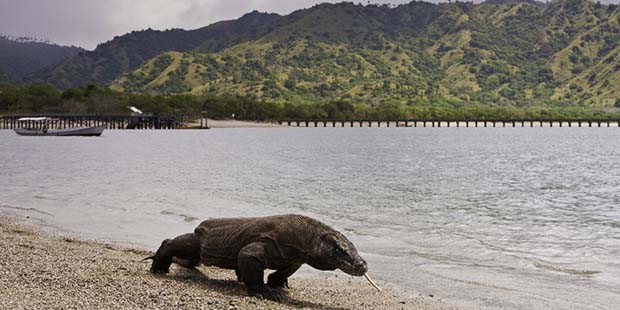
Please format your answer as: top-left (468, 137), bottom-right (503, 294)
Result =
top-left (1, 128), bottom-right (619, 309)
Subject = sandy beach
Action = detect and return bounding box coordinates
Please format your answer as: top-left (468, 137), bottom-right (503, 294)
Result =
top-left (184, 119), bottom-right (283, 128)
top-left (206, 119), bottom-right (284, 128)
top-left (0, 216), bottom-right (458, 310)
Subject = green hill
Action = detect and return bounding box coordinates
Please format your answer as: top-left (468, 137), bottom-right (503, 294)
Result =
top-left (24, 11), bottom-right (286, 88)
top-left (28, 0), bottom-right (620, 107)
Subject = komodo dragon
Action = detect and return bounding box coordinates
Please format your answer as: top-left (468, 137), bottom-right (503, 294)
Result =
top-left (146, 214), bottom-right (378, 301)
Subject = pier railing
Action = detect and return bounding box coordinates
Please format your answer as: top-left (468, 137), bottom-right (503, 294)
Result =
top-left (0, 114), bottom-right (180, 130)
top-left (277, 119), bottom-right (620, 128)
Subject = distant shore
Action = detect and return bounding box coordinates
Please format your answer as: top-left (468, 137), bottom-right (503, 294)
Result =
top-left (206, 119), bottom-right (283, 128)
top-left (182, 118), bottom-right (620, 129)
top-left (0, 216), bottom-right (458, 310)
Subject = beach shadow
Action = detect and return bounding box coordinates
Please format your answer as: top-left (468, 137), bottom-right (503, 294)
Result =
top-left (158, 267), bottom-right (353, 310)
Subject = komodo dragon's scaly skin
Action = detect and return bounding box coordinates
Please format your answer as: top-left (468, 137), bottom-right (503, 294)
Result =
top-left (148, 214), bottom-right (368, 301)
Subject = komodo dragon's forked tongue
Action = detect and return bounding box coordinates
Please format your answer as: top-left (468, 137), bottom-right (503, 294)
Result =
top-left (364, 273), bottom-right (382, 292)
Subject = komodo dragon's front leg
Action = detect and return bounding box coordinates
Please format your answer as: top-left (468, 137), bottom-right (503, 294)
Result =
top-left (237, 242), bottom-right (291, 301)
top-left (267, 264), bottom-right (301, 289)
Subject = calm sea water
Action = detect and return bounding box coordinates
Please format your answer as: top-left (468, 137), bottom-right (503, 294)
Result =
top-left (1, 128), bottom-right (619, 309)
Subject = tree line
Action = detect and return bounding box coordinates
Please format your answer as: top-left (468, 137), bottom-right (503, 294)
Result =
top-left (1, 83), bottom-right (620, 121)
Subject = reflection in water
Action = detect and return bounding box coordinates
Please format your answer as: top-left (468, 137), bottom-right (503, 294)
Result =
top-left (1, 128), bottom-right (619, 309)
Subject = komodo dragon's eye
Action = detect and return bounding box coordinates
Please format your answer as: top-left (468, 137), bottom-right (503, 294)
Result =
top-left (335, 247), bottom-right (346, 256)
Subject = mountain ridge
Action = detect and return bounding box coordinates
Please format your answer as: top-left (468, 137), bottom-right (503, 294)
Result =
top-left (23, 0), bottom-right (620, 107)
top-left (23, 11), bottom-right (287, 88)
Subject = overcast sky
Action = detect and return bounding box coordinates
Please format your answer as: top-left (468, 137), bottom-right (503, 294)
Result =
top-left (2, 0), bottom-right (619, 50)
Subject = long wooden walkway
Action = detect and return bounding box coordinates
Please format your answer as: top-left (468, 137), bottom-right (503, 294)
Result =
top-left (278, 119), bottom-right (620, 128)
top-left (0, 114), bottom-right (179, 130)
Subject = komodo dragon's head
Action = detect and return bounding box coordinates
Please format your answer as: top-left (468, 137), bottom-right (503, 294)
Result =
top-left (311, 231), bottom-right (368, 276)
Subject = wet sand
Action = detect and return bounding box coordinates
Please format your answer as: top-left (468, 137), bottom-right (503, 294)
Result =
top-left (0, 216), bottom-right (458, 310)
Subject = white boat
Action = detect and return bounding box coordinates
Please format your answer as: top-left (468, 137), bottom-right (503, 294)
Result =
top-left (14, 118), bottom-right (105, 136)
top-left (14, 126), bottom-right (106, 136)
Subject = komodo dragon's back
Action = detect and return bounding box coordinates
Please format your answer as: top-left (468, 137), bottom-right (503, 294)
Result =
top-left (195, 214), bottom-right (332, 260)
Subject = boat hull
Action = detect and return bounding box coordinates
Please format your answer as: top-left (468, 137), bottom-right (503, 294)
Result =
top-left (14, 126), bottom-right (106, 137)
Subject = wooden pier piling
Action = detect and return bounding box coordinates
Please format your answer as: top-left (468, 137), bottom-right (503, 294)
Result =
top-left (274, 119), bottom-right (620, 128)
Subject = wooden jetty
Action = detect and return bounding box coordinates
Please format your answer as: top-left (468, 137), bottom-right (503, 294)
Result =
top-left (277, 119), bottom-right (620, 128)
top-left (0, 114), bottom-right (180, 130)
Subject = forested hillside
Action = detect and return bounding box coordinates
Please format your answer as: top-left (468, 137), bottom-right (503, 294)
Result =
top-left (25, 0), bottom-right (620, 107)
top-left (23, 11), bottom-right (292, 89)
top-left (0, 36), bottom-right (83, 80)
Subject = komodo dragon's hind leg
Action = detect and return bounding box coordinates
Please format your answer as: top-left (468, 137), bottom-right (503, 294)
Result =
top-left (150, 233), bottom-right (200, 273)
top-left (237, 242), bottom-right (287, 301)
top-left (172, 257), bottom-right (200, 269)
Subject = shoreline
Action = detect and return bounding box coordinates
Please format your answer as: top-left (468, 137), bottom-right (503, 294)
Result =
top-left (0, 216), bottom-right (458, 309)
top-left (186, 119), bottom-right (283, 128)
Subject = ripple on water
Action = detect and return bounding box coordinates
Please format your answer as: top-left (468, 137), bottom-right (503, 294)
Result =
top-left (533, 262), bottom-right (601, 277)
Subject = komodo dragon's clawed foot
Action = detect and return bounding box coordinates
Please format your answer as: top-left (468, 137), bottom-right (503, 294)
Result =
top-left (267, 264), bottom-right (299, 289)
top-left (235, 269), bottom-right (244, 282)
top-left (267, 276), bottom-right (289, 289)
top-left (247, 285), bottom-right (287, 302)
